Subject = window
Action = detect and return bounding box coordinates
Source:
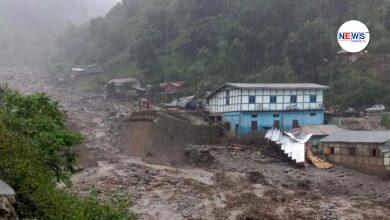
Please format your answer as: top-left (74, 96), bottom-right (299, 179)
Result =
top-left (310, 95), bottom-right (317, 103)
top-left (372, 149), bottom-right (377, 157)
top-left (348, 147), bottom-right (356, 156)
top-left (273, 114), bottom-right (280, 118)
top-left (270, 95), bottom-right (277, 103)
top-left (226, 91), bottom-right (230, 105)
top-left (251, 121), bottom-right (258, 131)
top-left (249, 95), bottom-right (256, 104)
top-left (290, 95), bottom-right (297, 103)
top-left (251, 114), bottom-right (257, 118)
top-left (325, 147), bottom-right (335, 155)
top-left (310, 113), bottom-right (317, 116)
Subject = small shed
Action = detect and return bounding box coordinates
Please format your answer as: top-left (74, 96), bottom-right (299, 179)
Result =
top-left (107, 78), bottom-right (145, 99)
top-left (320, 130), bottom-right (390, 178)
top-left (159, 81), bottom-right (186, 94)
top-left (366, 105), bottom-right (385, 115)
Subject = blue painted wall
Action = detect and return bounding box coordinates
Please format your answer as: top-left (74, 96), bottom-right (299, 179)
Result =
top-left (222, 110), bottom-right (324, 137)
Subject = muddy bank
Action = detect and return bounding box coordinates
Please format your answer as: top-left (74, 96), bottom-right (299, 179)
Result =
top-left (2, 68), bottom-right (390, 220)
top-left (120, 112), bottom-right (219, 166)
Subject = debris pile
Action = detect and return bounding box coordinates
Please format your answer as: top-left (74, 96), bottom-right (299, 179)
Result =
top-left (184, 145), bottom-right (215, 167)
top-left (0, 180), bottom-right (17, 220)
top-left (2, 68), bottom-right (390, 220)
top-left (307, 147), bottom-right (333, 169)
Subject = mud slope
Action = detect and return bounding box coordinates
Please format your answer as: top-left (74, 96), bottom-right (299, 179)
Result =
top-left (120, 112), bottom-right (218, 166)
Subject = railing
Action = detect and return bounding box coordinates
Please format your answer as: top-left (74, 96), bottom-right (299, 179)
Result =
top-left (208, 103), bottom-right (325, 114)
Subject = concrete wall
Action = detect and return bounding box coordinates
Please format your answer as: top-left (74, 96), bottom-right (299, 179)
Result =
top-left (222, 110), bottom-right (324, 137)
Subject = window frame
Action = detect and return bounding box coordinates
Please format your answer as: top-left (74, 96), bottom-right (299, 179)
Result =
top-left (290, 95), bottom-right (297, 103)
top-left (270, 95), bottom-right (277, 103)
top-left (249, 95), bottom-right (256, 104)
top-left (225, 90), bottom-right (230, 105)
top-left (310, 95), bottom-right (317, 103)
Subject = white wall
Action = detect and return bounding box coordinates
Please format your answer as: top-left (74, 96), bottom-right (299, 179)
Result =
top-left (207, 87), bottom-right (324, 114)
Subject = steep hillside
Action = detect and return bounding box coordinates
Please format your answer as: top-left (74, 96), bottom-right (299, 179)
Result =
top-left (58, 0), bottom-right (390, 109)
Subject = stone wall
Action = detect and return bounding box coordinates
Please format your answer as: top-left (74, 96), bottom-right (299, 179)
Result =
top-left (0, 196), bottom-right (18, 220)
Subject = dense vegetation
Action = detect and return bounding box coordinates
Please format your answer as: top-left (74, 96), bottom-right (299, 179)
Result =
top-left (381, 115), bottom-right (390, 129)
top-left (58, 0), bottom-right (390, 110)
top-left (0, 86), bottom-right (135, 219)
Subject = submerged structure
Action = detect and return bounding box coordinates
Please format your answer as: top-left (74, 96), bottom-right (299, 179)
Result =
top-left (205, 83), bottom-right (329, 137)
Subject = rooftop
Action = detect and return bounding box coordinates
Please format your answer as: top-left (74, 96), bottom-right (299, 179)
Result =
top-left (320, 131), bottom-right (390, 143)
top-left (160, 81), bottom-right (186, 87)
top-left (206, 83), bottom-right (329, 98)
top-left (226, 83), bottom-right (329, 90)
top-left (108, 78), bottom-right (139, 85)
top-left (289, 125), bottom-right (346, 136)
top-left (0, 180), bottom-right (15, 196)
top-left (366, 104), bottom-right (386, 112)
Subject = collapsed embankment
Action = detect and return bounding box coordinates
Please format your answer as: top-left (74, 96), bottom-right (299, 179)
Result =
top-left (119, 111), bottom-right (219, 166)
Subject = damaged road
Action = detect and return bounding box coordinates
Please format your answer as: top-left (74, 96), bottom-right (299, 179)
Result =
top-left (1, 67), bottom-right (389, 220)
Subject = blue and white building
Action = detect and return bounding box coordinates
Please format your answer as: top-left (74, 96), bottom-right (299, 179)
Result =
top-left (205, 83), bottom-right (329, 137)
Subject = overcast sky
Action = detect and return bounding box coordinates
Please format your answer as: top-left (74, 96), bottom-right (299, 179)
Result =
top-left (0, 0), bottom-right (122, 66)
top-left (83, 0), bottom-right (122, 22)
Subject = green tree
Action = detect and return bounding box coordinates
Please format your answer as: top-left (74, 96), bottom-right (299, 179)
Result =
top-left (246, 64), bottom-right (297, 83)
top-left (0, 87), bottom-right (135, 219)
top-left (286, 20), bottom-right (332, 82)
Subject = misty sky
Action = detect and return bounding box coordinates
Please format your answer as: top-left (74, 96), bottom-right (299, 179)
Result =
top-left (0, 0), bottom-right (121, 66)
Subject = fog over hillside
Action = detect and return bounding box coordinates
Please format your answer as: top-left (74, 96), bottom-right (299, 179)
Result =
top-left (0, 0), bottom-right (120, 66)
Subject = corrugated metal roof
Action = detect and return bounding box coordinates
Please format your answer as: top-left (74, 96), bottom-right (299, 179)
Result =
top-left (366, 104), bottom-right (385, 112)
top-left (159, 81), bottom-right (186, 87)
top-left (108, 78), bottom-right (139, 85)
top-left (289, 125), bottom-right (346, 136)
top-left (227, 83), bottom-right (329, 90)
top-left (0, 180), bottom-right (15, 196)
top-left (206, 83), bottom-right (329, 99)
top-left (320, 131), bottom-right (390, 143)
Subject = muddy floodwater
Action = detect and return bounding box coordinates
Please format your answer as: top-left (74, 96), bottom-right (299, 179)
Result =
top-left (1, 67), bottom-right (390, 220)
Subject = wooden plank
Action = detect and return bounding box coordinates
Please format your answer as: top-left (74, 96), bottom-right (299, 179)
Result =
top-left (307, 147), bottom-right (334, 169)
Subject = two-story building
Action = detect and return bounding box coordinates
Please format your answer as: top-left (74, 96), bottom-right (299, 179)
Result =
top-left (205, 83), bottom-right (329, 137)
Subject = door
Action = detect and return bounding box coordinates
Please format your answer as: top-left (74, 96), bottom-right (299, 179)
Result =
top-left (251, 121), bottom-right (258, 131)
top-left (292, 120), bottom-right (299, 128)
top-left (273, 120), bottom-right (280, 129)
